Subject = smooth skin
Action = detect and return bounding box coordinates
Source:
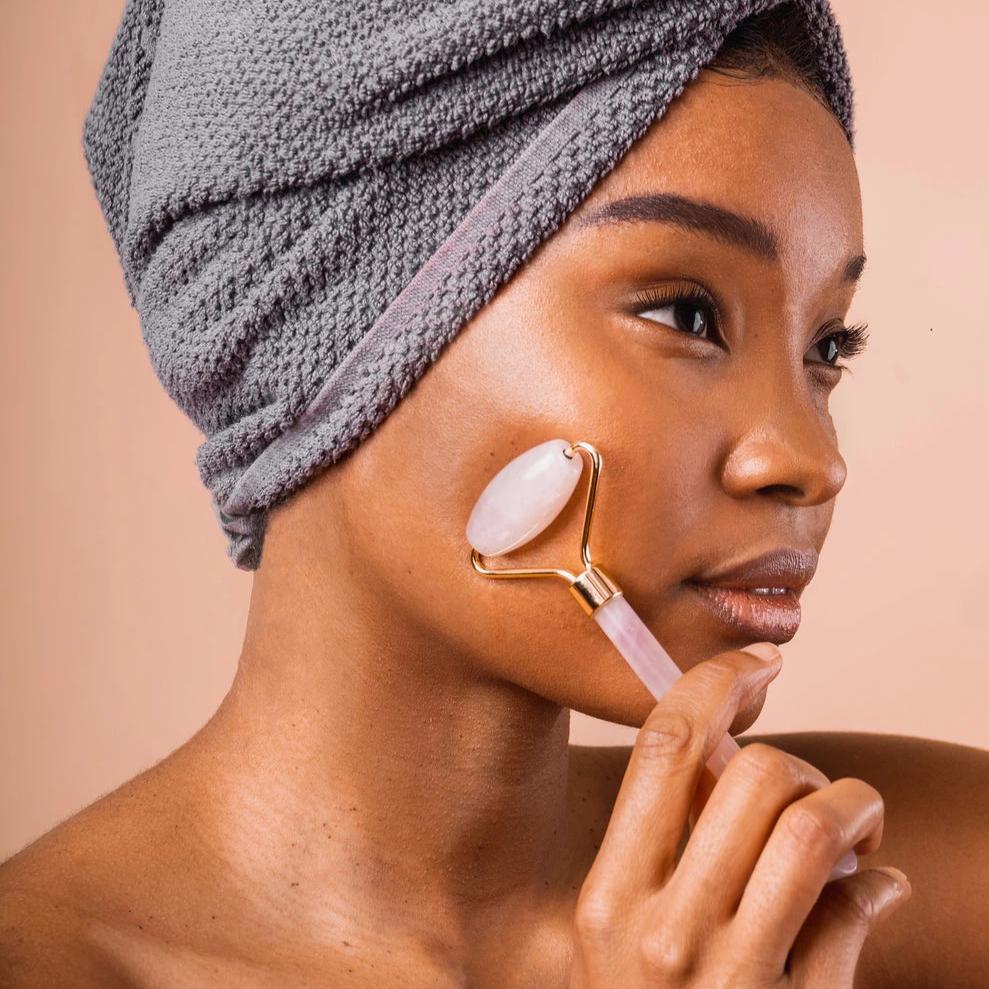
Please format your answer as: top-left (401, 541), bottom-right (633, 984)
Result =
top-left (2, 69), bottom-right (988, 987)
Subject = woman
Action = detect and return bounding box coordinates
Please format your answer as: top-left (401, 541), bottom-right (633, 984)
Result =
top-left (2, 1), bottom-right (987, 986)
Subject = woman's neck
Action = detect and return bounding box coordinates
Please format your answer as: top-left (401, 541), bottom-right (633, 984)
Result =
top-left (190, 519), bottom-right (584, 975)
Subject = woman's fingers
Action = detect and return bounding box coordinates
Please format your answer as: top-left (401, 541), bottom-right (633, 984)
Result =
top-left (734, 776), bottom-right (886, 965)
top-left (788, 866), bottom-right (912, 985)
top-left (580, 644), bottom-right (782, 915)
top-left (664, 742), bottom-right (832, 918)
top-left (570, 643), bottom-right (910, 988)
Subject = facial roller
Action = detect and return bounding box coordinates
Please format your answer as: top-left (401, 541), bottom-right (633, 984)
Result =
top-left (466, 438), bottom-right (858, 883)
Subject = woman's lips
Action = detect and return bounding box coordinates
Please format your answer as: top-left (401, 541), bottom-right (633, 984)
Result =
top-left (685, 581), bottom-right (801, 643)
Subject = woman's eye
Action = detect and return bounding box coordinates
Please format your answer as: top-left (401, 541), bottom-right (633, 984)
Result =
top-left (638, 298), bottom-right (715, 339)
top-left (805, 323), bottom-right (869, 368)
top-left (808, 334), bottom-right (842, 365)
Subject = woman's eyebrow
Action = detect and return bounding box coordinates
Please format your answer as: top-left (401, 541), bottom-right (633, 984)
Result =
top-left (573, 192), bottom-right (866, 283)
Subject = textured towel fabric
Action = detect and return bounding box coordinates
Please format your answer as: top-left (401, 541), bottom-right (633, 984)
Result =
top-left (82, 0), bottom-right (854, 570)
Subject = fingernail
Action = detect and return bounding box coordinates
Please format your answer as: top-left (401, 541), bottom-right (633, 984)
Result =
top-left (877, 866), bottom-right (912, 898)
top-left (742, 642), bottom-right (782, 664)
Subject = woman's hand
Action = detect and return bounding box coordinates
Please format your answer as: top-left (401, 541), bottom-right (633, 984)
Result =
top-left (568, 644), bottom-right (911, 987)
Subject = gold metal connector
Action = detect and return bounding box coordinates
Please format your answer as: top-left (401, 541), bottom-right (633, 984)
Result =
top-left (567, 565), bottom-right (621, 616)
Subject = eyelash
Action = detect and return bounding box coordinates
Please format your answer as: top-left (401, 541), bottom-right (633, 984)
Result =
top-left (630, 283), bottom-right (871, 370)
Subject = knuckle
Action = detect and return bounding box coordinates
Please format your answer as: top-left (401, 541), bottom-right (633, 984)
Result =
top-left (833, 776), bottom-right (886, 825)
top-left (780, 802), bottom-right (846, 854)
top-left (850, 777), bottom-right (885, 814)
top-left (639, 928), bottom-right (696, 979)
top-left (573, 889), bottom-right (619, 938)
top-left (731, 742), bottom-right (801, 786)
top-left (637, 711), bottom-right (698, 759)
top-left (840, 777), bottom-right (887, 841)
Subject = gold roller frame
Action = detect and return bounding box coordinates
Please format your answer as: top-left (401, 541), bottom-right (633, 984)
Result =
top-left (469, 440), bottom-right (623, 616)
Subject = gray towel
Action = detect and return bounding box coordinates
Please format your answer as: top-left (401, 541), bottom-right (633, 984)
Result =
top-left (82, 0), bottom-right (853, 570)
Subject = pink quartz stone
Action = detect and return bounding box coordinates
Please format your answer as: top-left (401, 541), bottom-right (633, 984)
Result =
top-left (466, 438), bottom-right (584, 557)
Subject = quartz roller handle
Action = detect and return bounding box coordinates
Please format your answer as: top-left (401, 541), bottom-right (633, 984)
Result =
top-left (593, 593), bottom-right (858, 884)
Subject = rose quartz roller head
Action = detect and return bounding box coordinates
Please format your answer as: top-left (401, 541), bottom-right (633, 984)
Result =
top-left (466, 438), bottom-right (858, 884)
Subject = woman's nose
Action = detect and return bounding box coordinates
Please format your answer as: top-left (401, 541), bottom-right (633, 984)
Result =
top-left (718, 390), bottom-right (848, 507)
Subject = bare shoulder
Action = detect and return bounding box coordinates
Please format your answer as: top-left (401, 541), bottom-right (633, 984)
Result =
top-left (0, 759), bottom-right (212, 988)
top-left (0, 884), bottom-right (131, 988)
top-left (0, 792), bottom-right (142, 986)
top-left (587, 732), bottom-right (989, 989)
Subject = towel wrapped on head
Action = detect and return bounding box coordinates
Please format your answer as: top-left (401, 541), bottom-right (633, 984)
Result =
top-left (82, 0), bottom-right (854, 570)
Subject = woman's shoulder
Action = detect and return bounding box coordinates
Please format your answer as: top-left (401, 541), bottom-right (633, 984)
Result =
top-left (0, 784), bottom-right (144, 985)
top-left (0, 758), bottom-right (360, 988)
top-left (580, 731), bottom-right (989, 988)
top-left (0, 761), bottom-right (225, 987)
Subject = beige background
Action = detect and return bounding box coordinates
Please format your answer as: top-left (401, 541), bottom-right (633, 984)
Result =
top-left (2, 2), bottom-right (987, 862)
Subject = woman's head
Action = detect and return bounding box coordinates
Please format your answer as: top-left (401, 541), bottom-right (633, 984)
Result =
top-left (260, 8), bottom-right (866, 729)
top-left (86, 0), bottom-right (856, 576)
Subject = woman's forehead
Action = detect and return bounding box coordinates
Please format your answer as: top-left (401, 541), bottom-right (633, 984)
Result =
top-left (564, 73), bottom-right (863, 281)
top-left (581, 75), bottom-right (859, 220)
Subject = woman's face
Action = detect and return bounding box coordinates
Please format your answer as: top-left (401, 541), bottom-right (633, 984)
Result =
top-left (290, 69), bottom-right (865, 728)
